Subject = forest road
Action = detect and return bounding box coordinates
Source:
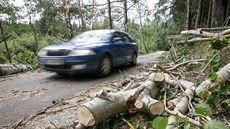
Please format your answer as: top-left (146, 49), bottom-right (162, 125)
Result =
top-left (0, 51), bottom-right (165, 127)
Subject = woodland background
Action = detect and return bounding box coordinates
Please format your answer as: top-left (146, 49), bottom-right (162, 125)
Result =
top-left (0, 0), bottom-right (229, 67)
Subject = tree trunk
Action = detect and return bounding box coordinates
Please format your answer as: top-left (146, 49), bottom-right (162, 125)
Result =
top-left (107, 0), bottom-right (113, 29)
top-left (226, 0), bottom-right (230, 25)
top-left (124, 0), bottom-right (128, 31)
top-left (195, 0), bottom-right (203, 29)
top-left (186, 0), bottom-right (190, 30)
top-left (63, 1), bottom-right (73, 40)
top-left (91, 0), bottom-right (96, 29)
top-left (207, 0), bottom-right (212, 27)
top-left (0, 22), bottom-right (11, 63)
top-left (211, 0), bottom-right (225, 27)
top-left (137, 2), bottom-right (148, 53)
top-left (78, 0), bottom-right (85, 31)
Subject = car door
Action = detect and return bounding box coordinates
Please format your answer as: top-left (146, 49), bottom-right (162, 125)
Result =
top-left (118, 32), bottom-right (135, 62)
top-left (110, 32), bottom-right (127, 66)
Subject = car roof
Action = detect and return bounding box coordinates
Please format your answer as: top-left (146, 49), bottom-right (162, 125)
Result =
top-left (85, 29), bottom-right (128, 34)
top-left (83, 29), bottom-right (134, 39)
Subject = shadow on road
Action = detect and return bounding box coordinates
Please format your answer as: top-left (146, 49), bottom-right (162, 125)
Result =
top-left (46, 63), bottom-right (141, 82)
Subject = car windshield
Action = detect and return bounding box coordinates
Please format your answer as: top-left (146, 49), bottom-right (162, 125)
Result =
top-left (69, 30), bottom-right (112, 43)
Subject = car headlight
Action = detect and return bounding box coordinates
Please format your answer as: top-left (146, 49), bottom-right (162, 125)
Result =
top-left (68, 50), bottom-right (96, 56)
top-left (38, 49), bottom-right (47, 56)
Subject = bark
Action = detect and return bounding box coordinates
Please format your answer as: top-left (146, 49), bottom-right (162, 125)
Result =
top-left (226, 1), bottom-right (230, 22)
top-left (107, 0), bottom-right (113, 29)
top-left (178, 28), bottom-right (230, 44)
top-left (78, 0), bottom-right (86, 31)
top-left (211, 0), bottom-right (225, 27)
top-left (165, 77), bottom-right (199, 128)
top-left (195, 0), bottom-right (203, 29)
top-left (91, 0), bottom-right (96, 29)
top-left (124, 0), bottom-right (128, 31)
top-left (199, 27), bottom-right (230, 32)
top-left (0, 64), bottom-right (31, 76)
top-left (76, 73), bottom-right (165, 128)
top-left (0, 20), bottom-right (11, 63)
top-left (135, 96), bottom-right (164, 115)
top-left (166, 59), bottom-right (204, 71)
top-left (186, 0), bottom-right (190, 30)
top-left (181, 29), bottom-right (217, 37)
top-left (196, 63), bottom-right (230, 99)
top-left (207, 0), bottom-right (212, 27)
top-left (137, 2), bottom-right (148, 53)
top-left (177, 37), bottom-right (212, 44)
top-left (63, 1), bottom-right (73, 40)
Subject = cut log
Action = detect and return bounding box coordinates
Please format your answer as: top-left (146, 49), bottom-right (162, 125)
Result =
top-left (196, 63), bottom-right (230, 98)
top-left (77, 88), bottom-right (137, 127)
top-left (135, 96), bottom-right (164, 115)
top-left (76, 72), bottom-right (165, 128)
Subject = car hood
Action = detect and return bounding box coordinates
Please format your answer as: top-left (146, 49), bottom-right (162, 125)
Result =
top-left (44, 41), bottom-right (108, 50)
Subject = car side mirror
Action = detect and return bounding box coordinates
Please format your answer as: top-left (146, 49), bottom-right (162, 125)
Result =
top-left (112, 37), bottom-right (123, 42)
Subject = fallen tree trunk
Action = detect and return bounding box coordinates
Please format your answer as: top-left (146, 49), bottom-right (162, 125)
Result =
top-left (177, 37), bottom-right (212, 44)
top-left (196, 63), bottom-right (230, 98)
top-left (180, 29), bottom-right (216, 37)
top-left (178, 28), bottom-right (230, 44)
top-left (0, 64), bottom-right (31, 76)
top-left (181, 28), bottom-right (230, 38)
top-left (76, 72), bottom-right (165, 128)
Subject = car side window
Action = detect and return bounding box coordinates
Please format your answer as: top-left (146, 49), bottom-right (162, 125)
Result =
top-left (112, 32), bottom-right (123, 43)
top-left (119, 32), bottom-right (134, 43)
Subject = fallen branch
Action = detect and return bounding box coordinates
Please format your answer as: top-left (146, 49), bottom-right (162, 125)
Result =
top-left (196, 63), bottom-right (230, 98)
top-left (163, 74), bottom-right (198, 128)
top-left (177, 28), bottom-right (230, 44)
top-left (166, 59), bottom-right (204, 71)
top-left (76, 72), bottom-right (165, 128)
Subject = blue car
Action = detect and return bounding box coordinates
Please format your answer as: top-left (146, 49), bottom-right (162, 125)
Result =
top-left (38, 29), bottom-right (138, 77)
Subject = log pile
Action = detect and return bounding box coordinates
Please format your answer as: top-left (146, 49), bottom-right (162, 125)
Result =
top-left (0, 64), bottom-right (31, 76)
top-left (177, 27), bottom-right (230, 44)
top-left (75, 59), bottom-right (230, 129)
top-left (76, 72), bottom-right (165, 128)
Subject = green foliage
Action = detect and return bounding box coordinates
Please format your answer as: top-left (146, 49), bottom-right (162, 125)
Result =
top-left (205, 84), bottom-right (230, 110)
top-left (203, 120), bottom-right (228, 129)
top-left (183, 123), bottom-right (191, 129)
top-left (195, 103), bottom-right (212, 117)
top-left (205, 54), bottom-right (224, 78)
top-left (211, 39), bottom-right (229, 50)
top-left (209, 72), bottom-right (218, 81)
top-left (152, 117), bottom-right (168, 129)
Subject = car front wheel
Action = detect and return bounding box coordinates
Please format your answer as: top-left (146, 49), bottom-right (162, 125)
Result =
top-left (98, 55), bottom-right (112, 77)
top-left (130, 53), bottom-right (137, 66)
